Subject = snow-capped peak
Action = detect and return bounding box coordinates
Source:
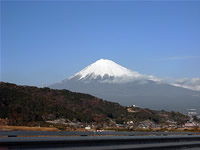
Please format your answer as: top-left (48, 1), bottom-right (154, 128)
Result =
top-left (70, 59), bottom-right (141, 80)
top-left (69, 59), bottom-right (159, 82)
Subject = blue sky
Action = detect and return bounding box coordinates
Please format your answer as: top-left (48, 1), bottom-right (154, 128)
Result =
top-left (1, 1), bottom-right (200, 87)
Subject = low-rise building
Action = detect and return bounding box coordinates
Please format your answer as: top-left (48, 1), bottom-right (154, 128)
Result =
top-left (184, 121), bottom-right (199, 128)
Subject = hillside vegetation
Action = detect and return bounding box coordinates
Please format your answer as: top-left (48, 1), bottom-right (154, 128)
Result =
top-left (0, 82), bottom-right (189, 127)
top-left (0, 82), bottom-right (126, 126)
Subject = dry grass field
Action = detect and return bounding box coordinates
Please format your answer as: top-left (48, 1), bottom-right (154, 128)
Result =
top-left (0, 125), bottom-right (59, 131)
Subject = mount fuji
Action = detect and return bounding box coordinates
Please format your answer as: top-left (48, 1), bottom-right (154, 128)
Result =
top-left (50, 59), bottom-right (200, 113)
top-left (68, 59), bottom-right (158, 83)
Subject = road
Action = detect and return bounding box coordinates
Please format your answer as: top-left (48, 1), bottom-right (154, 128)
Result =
top-left (1, 133), bottom-right (200, 150)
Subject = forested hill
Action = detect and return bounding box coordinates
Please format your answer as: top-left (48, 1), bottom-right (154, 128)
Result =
top-left (0, 82), bottom-right (126, 126)
top-left (0, 82), bottom-right (189, 127)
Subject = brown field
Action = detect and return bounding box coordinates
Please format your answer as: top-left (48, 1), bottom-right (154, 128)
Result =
top-left (0, 125), bottom-right (200, 132)
top-left (0, 125), bottom-right (59, 131)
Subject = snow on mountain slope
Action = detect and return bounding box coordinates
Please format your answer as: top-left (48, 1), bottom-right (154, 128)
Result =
top-left (69, 59), bottom-right (159, 82)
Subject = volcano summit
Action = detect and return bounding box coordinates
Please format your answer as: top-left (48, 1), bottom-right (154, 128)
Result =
top-left (68, 59), bottom-right (158, 83)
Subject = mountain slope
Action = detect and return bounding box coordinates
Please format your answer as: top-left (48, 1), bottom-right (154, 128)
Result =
top-left (50, 59), bottom-right (200, 114)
